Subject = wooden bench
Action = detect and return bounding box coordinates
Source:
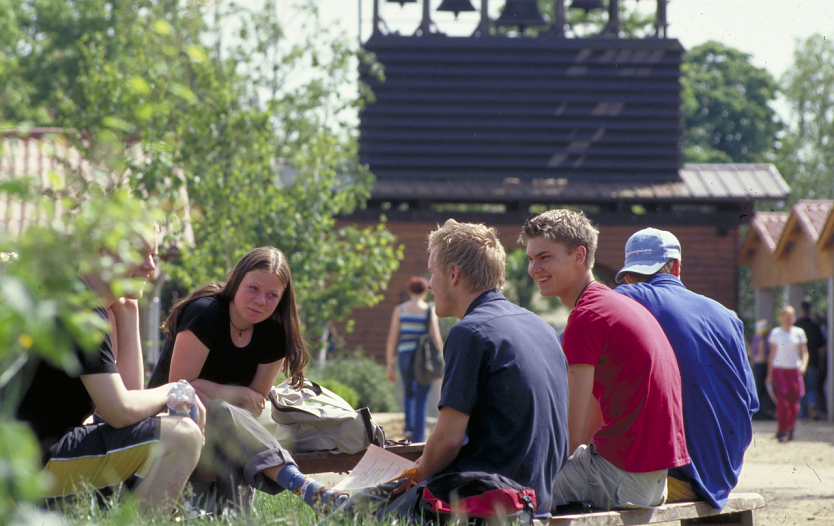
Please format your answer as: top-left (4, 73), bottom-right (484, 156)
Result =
top-left (538, 493), bottom-right (765, 526)
top-left (293, 441), bottom-right (764, 525)
top-left (293, 443), bottom-right (424, 474)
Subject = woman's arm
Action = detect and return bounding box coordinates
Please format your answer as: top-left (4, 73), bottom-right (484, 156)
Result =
top-left (385, 307), bottom-right (401, 383)
top-left (249, 359), bottom-right (285, 398)
top-left (429, 306), bottom-right (444, 352)
top-left (766, 342), bottom-right (776, 383)
top-left (169, 330), bottom-right (263, 413)
top-left (799, 342), bottom-right (809, 374)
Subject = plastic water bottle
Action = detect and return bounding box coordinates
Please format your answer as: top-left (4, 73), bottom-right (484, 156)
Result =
top-left (167, 379), bottom-right (197, 421)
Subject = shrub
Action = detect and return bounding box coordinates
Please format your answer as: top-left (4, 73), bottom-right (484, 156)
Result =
top-left (314, 352), bottom-right (399, 413)
top-left (318, 379), bottom-right (360, 409)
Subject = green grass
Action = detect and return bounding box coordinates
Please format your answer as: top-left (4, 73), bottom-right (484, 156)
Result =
top-left (11, 484), bottom-right (530, 525)
top-left (12, 489), bottom-right (406, 526)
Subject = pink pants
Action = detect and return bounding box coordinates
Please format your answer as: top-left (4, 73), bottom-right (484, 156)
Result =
top-left (772, 367), bottom-right (805, 434)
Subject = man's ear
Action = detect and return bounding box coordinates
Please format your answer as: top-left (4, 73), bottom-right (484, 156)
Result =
top-left (624, 274), bottom-right (635, 285)
top-left (574, 246), bottom-right (587, 267)
top-left (449, 264), bottom-right (460, 286)
top-left (672, 259), bottom-right (681, 278)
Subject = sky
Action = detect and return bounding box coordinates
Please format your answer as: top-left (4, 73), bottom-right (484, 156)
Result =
top-left (303, 0), bottom-right (833, 81)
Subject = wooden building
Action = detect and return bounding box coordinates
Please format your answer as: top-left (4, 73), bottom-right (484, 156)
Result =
top-left (339, 1), bottom-right (791, 362)
top-left (739, 200), bottom-right (834, 420)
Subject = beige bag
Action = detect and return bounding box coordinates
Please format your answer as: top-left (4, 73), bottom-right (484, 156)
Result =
top-left (268, 379), bottom-right (385, 454)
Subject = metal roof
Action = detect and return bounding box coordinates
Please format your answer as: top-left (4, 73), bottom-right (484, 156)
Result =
top-left (360, 35), bottom-right (684, 184)
top-left (370, 163), bottom-right (790, 203)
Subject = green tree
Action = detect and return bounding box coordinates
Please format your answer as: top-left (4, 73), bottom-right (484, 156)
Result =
top-left (0, 0), bottom-right (401, 512)
top-left (778, 33), bottom-right (834, 203)
top-left (1, 0), bottom-right (402, 339)
top-left (0, 167), bottom-right (160, 520)
top-left (681, 41), bottom-right (782, 163)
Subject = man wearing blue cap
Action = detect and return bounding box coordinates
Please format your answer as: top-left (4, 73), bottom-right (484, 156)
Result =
top-left (615, 227), bottom-right (759, 509)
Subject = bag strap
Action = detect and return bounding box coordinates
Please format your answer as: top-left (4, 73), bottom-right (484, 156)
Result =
top-left (267, 380), bottom-right (324, 413)
top-left (305, 380), bottom-right (323, 396)
top-left (358, 407), bottom-right (379, 446)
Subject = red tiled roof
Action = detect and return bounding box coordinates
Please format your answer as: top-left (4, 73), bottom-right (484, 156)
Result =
top-left (793, 200), bottom-right (834, 242)
top-left (1, 129), bottom-right (194, 245)
top-left (753, 212), bottom-right (789, 253)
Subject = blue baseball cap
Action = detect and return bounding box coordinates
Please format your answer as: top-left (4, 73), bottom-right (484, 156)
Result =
top-left (615, 228), bottom-right (681, 283)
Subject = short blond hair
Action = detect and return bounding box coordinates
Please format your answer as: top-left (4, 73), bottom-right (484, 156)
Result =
top-left (519, 209), bottom-right (599, 269)
top-left (780, 305), bottom-right (796, 317)
top-left (428, 219), bottom-right (505, 292)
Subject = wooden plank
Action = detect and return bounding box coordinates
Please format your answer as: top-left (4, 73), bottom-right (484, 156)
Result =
top-left (293, 444), bottom-right (424, 475)
top-left (546, 493), bottom-right (764, 526)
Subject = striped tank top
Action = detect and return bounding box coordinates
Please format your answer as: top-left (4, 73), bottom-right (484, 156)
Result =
top-left (398, 305), bottom-right (429, 353)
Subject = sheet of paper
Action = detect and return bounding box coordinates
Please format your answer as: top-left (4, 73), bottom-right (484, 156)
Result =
top-left (333, 444), bottom-right (418, 491)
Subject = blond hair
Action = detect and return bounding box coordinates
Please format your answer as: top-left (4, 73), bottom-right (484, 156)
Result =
top-left (519, 209), bottom-right (599, 269)
top-left (428, 219), bottom-right (505, 292)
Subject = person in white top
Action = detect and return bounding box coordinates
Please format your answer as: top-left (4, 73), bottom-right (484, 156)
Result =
top-left (766, 305), bottom-right (808, 442)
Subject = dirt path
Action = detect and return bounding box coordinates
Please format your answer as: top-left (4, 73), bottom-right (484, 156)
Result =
top-left (738, 419), bottom-right (834, 525)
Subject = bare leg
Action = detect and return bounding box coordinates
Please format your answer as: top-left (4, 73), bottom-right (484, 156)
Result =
top-left (133, 416), bottom-right (203, 511)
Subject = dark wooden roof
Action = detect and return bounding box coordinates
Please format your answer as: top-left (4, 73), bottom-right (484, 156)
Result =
top-left (360, 35), bottom-right (685, 185)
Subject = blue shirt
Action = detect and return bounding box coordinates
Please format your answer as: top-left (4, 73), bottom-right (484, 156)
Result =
top-left (616, 274), bottom-right (759, 508)
top-left (437, 290), bottom-right (569, 517)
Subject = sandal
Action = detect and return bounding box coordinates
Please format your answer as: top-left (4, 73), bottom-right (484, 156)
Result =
top-left (314, 487), bottom-right (349, 515)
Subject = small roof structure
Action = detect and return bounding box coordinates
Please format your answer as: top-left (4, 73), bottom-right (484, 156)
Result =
top-left (740, 200), bottom-right (834, 290)
top-left (739, 212), bottom-right (789, 264)
top-left (774, 200), bottom-right (834, 254)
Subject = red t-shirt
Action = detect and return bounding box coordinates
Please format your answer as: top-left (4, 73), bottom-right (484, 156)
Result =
top-left (562, 282), bottom-right (689, 473)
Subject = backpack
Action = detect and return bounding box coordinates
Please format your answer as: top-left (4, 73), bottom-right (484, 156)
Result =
top-left (415, 472), bottom-right (537, 525)
top-left (411, 306), bottom-right (444, 385)
top-left (327, 471), bottom-right (536, 526)
top-left (268, 379), bottom-right (385, 455)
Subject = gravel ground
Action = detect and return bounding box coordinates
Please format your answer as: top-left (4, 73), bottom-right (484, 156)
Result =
top-left (737, 419), bottom-right (834, 525)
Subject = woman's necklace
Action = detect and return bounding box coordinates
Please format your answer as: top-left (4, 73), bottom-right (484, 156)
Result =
top-left (230, 318), bottom-right (254, 338)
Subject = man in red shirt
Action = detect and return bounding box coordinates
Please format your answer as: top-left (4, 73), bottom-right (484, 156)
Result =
top-left (520, 210), bottom-right (689, 511)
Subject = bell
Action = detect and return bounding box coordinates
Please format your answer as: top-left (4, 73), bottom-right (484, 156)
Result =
top-left (568, 0), bottom-right (605, 12)
top-left (386, 0), bottom-right (417, 5)
top-left (437, 0), bottom-right (476, 18)
top-left (494, 0), bottom-right (548, 28)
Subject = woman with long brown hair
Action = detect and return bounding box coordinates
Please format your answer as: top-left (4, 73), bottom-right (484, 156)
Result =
top-left (150, 247), bottom-right (344, 514)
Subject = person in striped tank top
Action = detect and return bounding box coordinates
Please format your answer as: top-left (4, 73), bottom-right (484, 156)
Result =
top-left (385, 276), bottom-right (444, 442)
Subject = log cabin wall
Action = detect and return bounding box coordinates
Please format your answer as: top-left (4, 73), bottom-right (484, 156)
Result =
top-left (337, 218), bottom-right (739, 363)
